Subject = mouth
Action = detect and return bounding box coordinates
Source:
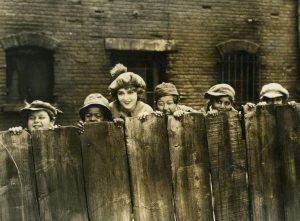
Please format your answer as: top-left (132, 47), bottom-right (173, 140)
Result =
top-left (32, 125), bottom-right (42, 130)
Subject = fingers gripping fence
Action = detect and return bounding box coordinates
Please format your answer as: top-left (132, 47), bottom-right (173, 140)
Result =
top-left (0, 104), bottom-right (299, 221)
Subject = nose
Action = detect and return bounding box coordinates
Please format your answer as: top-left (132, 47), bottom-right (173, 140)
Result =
top-left (90, 115), bottom-right (97, 122)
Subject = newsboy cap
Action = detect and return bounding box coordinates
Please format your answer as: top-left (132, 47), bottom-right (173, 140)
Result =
top-left (79, 93), bottom-right (112, 120)
top-left (154, 82), bottom-right (179, 101)
top-left (204, 83), bottom-right (235, 101)
top-left (259, 83), bottom-right (289, 100)
top-left (21, 100), bottom-right (62, 119)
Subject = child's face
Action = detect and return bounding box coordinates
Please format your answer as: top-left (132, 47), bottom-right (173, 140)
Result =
top-left (27, 110), bottom-right (54, 131)
top-left (84, 107), bottom-right (105, 123)
top-left (156, 95), bottom-right (177, 114)
top-left (211, 96), bottom-right (233, 111)
top-left (117, 87), bottom-right (138, 112)
top-left (264, 96), bottom-right (283, 105)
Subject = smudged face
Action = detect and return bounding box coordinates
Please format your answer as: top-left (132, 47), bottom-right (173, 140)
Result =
top-left (156, 95), bottom-right (177, 114)
top-left (117, 87), bottom-right (138, 112)
top-left (211, 96), bottom-right (233, 112)
top-left (264, 96), bottom-right (283, 105)
top-left (27, 110), bottom-right (54, 131)
top-left (84, 107), bottom-right (105, 123)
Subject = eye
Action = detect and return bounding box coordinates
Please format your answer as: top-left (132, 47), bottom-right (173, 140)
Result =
top-left (28, 116), bottom-right (35, 120)
top-left (85, 114), bottom-right (91, 118)
top-left (157, 102), bottom-right (164, 106)
top-left (166, 101), bottom-right (174, 105)
top-left (217, 100), bottom-right (222, 104)
top-left (225, 101), bottom-right (230, 106)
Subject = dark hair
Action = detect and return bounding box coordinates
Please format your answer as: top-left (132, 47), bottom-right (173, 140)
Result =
top-left (82, 104), bottom-right (113, 121)
top-left (111, 85), bottom-right (146, 101)
top-left (155, 95), bottom-right (179, 105)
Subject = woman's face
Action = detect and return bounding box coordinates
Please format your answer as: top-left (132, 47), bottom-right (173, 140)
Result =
top-left (27, 110), bottom-right (54, 131)
top-left (117, 87), bottom-right (138, 112)
top-left (264, 96), bottom-right (283, 105)
top-left (156, 95), bottom-right (177, 114)
top-left (211, 96), bottom-right (233, 111)
top-left (84, 107), bottom-right (105, 123)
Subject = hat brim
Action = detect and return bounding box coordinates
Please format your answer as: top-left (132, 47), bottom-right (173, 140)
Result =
top-left (205, 91), bottom-right (230, 99)
top-left (20, 107), bottom-right (56, 120)
top-left (79, 104), bottom-right (112, 121)
top-left (260, 91), bottom-right (285, 99)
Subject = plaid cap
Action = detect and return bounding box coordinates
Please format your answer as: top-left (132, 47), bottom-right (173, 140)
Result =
top-left (79, 93), bottom-right (112, 120)
top-left (20, 100), bottom-right (62, 119)
top-left (204, 83), bottom-right (235, 101)
top-left (260, 83), bottom-right (289, 100)
top-left (154, 82), bottom-right (179, 101)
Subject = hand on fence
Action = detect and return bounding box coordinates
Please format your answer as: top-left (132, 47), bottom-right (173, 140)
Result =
top-left (75, 121), bottom-right (85, 134)
top-left (113, 118), bottom-right (125, 128)
top-left (8, 126), bottom-right (23, 135)
top-left (206, 109), bottom-right (219, 116)
top-left (257, 101), bottom-right (267, 106)
top-left (288, 100), bottom-right (297, 108)
top-left (137, 111), bottom-right (150, 120)
top-left (49, 125), bottom-right (61, 130)
top-left (153, 111), bottom-right (164, 117)
top-left (173, 110), bottom-right (185, 119)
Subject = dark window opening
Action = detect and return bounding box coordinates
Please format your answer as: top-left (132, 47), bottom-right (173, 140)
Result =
top-left (6, 46), bottom-right (54, 103)
top-left (218, 50), bottom-right (260, 106)
top-left (110, 51), bottom-right (167, 107)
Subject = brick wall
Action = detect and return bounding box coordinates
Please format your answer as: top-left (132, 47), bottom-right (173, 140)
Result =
top-left (0, 0), bottom-right (299, 130)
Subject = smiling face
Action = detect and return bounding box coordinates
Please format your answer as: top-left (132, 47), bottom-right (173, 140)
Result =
top-left (117, 87), bottom-right (138, 112)
top-left (156, 95), bottom-right (177, 114)
top-left (27, 110), bottom-right (54, 131)
top-left (84, 106), bottom-right (105, 123)
top-left (211, 96), bottom-right (233, 112)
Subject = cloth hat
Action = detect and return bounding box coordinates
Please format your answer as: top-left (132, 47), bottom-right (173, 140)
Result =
top-left (259, 83), bottom-right (289, 100)
top-left (204, 83), bottom-right (235, 101)
top-left (154, 82), bottom-right (179, 101)
top-left (108, 63), bottom-right (146, 92)
top-left (20, 100), bottom-right (62, 119)
top-left (79, 93), bottom-right (112, 120)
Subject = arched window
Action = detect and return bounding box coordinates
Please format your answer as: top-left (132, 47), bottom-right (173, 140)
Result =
top-left (6, 46), bottom-right (54, 103)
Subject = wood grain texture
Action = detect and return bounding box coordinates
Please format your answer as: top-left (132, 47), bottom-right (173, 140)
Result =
top-left (167, 113), bottom-right (214, 221)
top-left (0, 131), bottom-right (39, 221)
top-left (277, 104), bottom-right (300, 221)
top-left (80, 122), bottom-right (132, 221)
top-left (244, 106), bottom-right (284, 221)
top-left (31, 127), bottom-right (88, 221)
top-left (206, 111), bottom-right (249, 221)
top-left (125, 115), bottom-right (175, 221)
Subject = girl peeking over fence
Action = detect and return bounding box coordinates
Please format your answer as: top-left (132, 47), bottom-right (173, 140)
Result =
top-left (9, 100), bottom-right (62, 134)
top-left (202, 83), bottom-right (237, 116)
top-left (245, 83), bottom-right (296, 110)
top-left (154, 82), bottom-right (198, 118)
top-left (76, 93), bottom-right (113, 133)
top-left (108, 63), bottom-right (153, 125)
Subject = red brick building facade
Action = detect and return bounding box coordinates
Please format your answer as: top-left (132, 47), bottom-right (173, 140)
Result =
top-left (0, 0), bottom-right (299, 129)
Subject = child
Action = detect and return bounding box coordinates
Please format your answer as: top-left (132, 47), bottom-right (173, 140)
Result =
top-left (202, 83), bottom-right (237, 116)
top-left (108, 63), bottom-right (153, 122)
top-left (9, 100), bottom-right (62, 134)
top-left (76, 93), bottom-right (113, 132)
top-left (154, 82), bottom-right (198, 118)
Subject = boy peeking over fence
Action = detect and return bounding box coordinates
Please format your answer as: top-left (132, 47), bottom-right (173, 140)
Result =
top-left (9, 100), bottom-right (62, 134)
top-left (154, 82), bottom-right (198, 118)
top-left (76, 93), bottom-right (113, 133)
top-left (202, 83), bottom-right (237, 116)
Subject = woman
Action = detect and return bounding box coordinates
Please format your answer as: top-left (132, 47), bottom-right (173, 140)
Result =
top-left (108, 63), bottom-right (153, 122)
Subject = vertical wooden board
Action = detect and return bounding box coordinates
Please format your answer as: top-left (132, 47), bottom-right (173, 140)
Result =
top-left (244, 106), bottom-right (284, 221)
top-left (276, 104), bottom-right (300, 221)
top-left (167, 113), bottom-right (214, 221)
top-left (0, 131), bottom-right (39, 221)
top-left (206, 111), bottom-right (249, 221)
top-left (31, 127), bottom-right (88, 221)
top-left (80, 122), bottom-right (132, 221)
top-left (125, 115), bottom-right (175, 221)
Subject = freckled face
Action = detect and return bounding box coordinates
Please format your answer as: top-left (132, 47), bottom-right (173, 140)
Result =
top-left (117, 87), bottom-right (138, 112)
top-left (211, 96), bottom-right (233, 111)
top-left (156, 95), bottom-right (177, 114)
top-left (84, 107), bottom-right (105, 123)
top-left (27, 110), bottom-right (54, 131)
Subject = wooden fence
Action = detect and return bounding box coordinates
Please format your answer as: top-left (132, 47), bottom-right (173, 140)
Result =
top-left (0, 104), bottom-right (299, 221)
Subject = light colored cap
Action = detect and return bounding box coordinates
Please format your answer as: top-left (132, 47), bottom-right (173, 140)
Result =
top-left (79, 93), bottom-right (112, 120)
top-left (21, 100), bottom-right (62, 119)
top-left (260, 83), bottom-right (289, 100)
top-left (154, 82), bottom-right (179, 101)
top-left (204, 83), bottom-right (235, 101)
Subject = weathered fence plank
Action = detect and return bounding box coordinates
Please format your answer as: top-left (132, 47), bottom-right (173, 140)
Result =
top-left (277, 104), bottom-right (300, 221)
top-left (244, 106), bottom-right (284, 221)
top-left (0, 131), bottom-right (39, 221)
top-left (80, 122), bottom-right (132, 221)
top-left (125, 115), bottom-right (175, 221)
top-left (167, 113), bottom-right (214, 221)
top-left (31, 127), bottom-right (88, 221)
top-left (206, 111), bottom-right (249, 221)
